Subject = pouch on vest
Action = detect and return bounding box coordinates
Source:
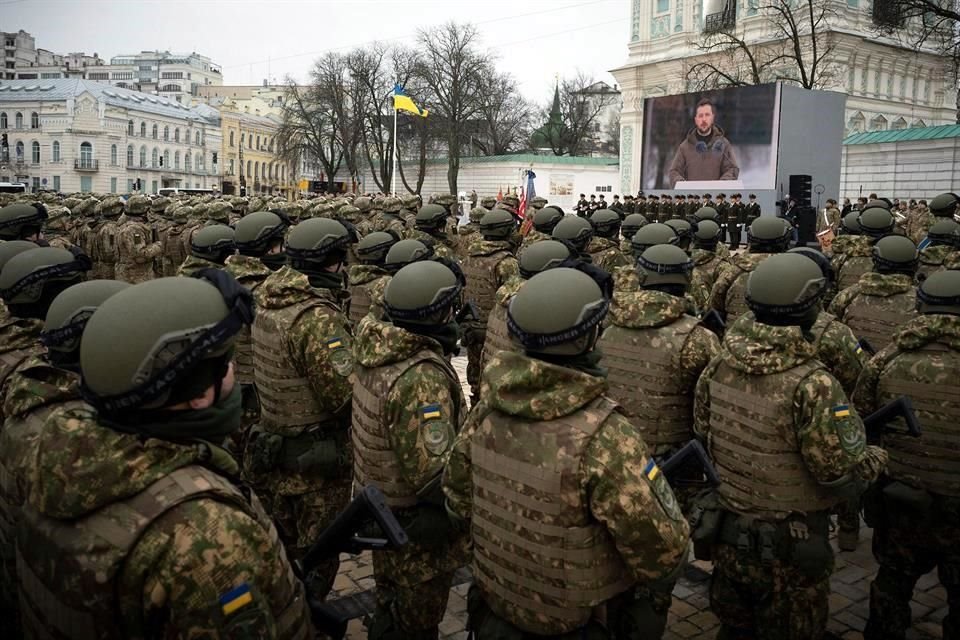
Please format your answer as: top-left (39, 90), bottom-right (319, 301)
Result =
top-left (788, 519), bottom-right (834, 581)
top-left (247, 430), bottom-right (284, 473)
top-left (283, 433), bottom-right (347, 477)
top-left (688, 489), bottom-right (721, 561)
top-left (882, 481), bottom-right (934, 515)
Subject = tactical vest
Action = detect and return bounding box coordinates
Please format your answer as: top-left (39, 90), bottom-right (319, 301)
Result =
top-left (725, 268), bottom-right (755, 321)
top-left (233, 279), bottom-right (267, 386)
top-left (161, 226), bottom-right (189, 276)
top-left (878, 341), bottom-right (960, 497)
top-left (917, 246), bottom-right (952, 281)
top-left (95, 222), bottom-right (120, 266)
top-left (463, 249), bottom-right (511, 323)
top-left (352, 350), bottom-right (462, 508)
top-left (348, 276), bottom-right (386, 326)
top-left (469, 396), bottom-right (633, 636)
top-left (837, 255), bottom-right (872, 291)
top-left (842, 291), bottom-right (916, 354)
top-left (252, 298), bottom-right (339, 437)
top-left (600, 315), bottom-right (700, 449)
top-left (708, 360), bottom-right (840, 518)
top-left (481, 300), bottom-right (514, 367)
top-left (17, 465), bottom-right (309, 640)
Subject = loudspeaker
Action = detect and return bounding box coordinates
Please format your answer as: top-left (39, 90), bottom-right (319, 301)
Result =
top-left (789, 174), bottom-right (812, 207)
top-left (796, 206), bottom-right (816, 245)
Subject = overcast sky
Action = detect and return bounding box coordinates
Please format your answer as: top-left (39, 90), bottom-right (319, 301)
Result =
top-left (5, 0), bottom-right (631, 101)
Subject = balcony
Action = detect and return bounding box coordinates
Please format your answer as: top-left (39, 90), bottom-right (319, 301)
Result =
top-left (704, 5), bottom-right (737, 33)
top-left (74, 159), bottom-right (99, 171)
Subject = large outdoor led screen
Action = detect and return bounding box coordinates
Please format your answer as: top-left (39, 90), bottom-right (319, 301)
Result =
top-left (640, 84), bottom-right (780, 190)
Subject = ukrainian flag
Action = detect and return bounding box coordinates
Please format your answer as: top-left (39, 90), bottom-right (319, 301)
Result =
top-left (834, 405), bottom-right (851, 418)
top-left (421, 404), bottom-right (442, 420)
top-left (643, 459), bottom-right (661, 482)
top-left (394, 85), bottom-right (429, 118)
top-left (220, 583), bottom-right (253, 616)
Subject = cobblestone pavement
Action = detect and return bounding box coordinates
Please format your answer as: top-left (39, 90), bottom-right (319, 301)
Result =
top-left (332, 356), bottom-right (947, 639)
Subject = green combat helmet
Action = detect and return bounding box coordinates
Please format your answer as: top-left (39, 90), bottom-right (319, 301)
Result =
top-left (384, 261), bottom-right (463, 329)
top-left (665, 218), bottom-right (693, 251)
top-left (80, 272), bottom-right (253, 416)
top-left (590, 209), bottom-right (621, 239)
top-left (637, 244), bottom-right (694, 295)
top-left (694, 206), bottom-right (720, 222)
top-left (518, 240), bottom-right (574, 279)
top-left (787, 246), bottom-right (834, 284)
top-left (929, 192), bottom-right (959, 218)
top-left (480, 196), bottom-right (497, 210)
top-left (469, 206), bottom-right (487, 224)
top-left (747, 216), bottom-right (792, 253)
top-left (356, 231), bottom-right (400, 265)
top-left (0, 247), bottom-right (91, 317)
top-left (416, 204), bottom-right (448, 233)
top-left (630, 222), bottom-right (678, 257)
top-left (190, 224), bottom-right (236, 264)
top-left (126, 195), bottom-right (151, 218)
top-left (286, 218), bottom-right (352, 272)
top-left (866, 198), bottom-right (892, 211)
top-left (354, 197), bottom-right (373, 215)
top-left (533, 207), bottom-right (564, 235)
top-left (916, 270), bottom-right (960, 315)
top-left (552, 215), bottom-right (594, 252)
top-left (872, 234), bottom-right (919, 276)
top-left (529, 196), bottom-right (548, 211)
top-left (206, 201), bottom-right (233, 225)
top-left (840, 212), bottom-right (862, 236)
top-left (621, 213), bottom-right (649, 241)
top-left (857, 207), bottom-right (896, 239)
top-left (693, 219), bottom-right (722, 250)
top-left (0, 241), bottom-right (39, 274)
top-left (746, 253), bottom-right (826, 327)
top-left (927, 219), bottom-right (960, 248)
top-left (41, 279), bottom-right (131, 370)
top-left (480, 209), bottom-right (517, 240)
top-left (96, 196), bottom-right (125, 219)
top-left (382, 196), bottom-right (403, 214)
top-left (151, 196), bottom-right (171, 217)
top-left (234, 211), bottom-right (289, 257)
top-left (507, 268), bottom-right (609, 357)
top-left (337, 204), bottom-right (361, 225)
top-left (384, 239), bottom-right (434, 273)
top-left (0, 202), bottom-right (48, 240)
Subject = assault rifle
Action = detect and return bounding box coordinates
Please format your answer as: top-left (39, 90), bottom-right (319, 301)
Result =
top-left (699, 309), bottom-right (726, 336)
top-left (659, 439), bottom-right (721, 487)
top-left (862, 396), bottom-right (922, 442)
top-left (304, 485), bottom-right (408, 639)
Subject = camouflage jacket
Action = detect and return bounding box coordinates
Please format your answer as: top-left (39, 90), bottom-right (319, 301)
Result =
top-left (177, 254), bottom-right (222, 278)
top-left (828, 272), bottom-right (917, 352)
top-left (689, 248), bottom-right (728, 311)
top-left (586, 236), bottom-right (631, 273)
top-left (407, 229), bottom-right (457, 261)
top-left (0, 317), bottom-right (45, 424)
top-left (444, 350), bottom-right (690, 585)
top-left (20, 408), bottom-right (311, 639)
top-left (905, 208), bottom-right (934, 245)
top-left (224, 253), bottom-right (273, 290)
top-left (347, 264), bottom-right (390, 321)
top-left (115, 218), bottom-right (162, 283)
top-left (520, 228), bottom-right (550, 250)
top-left (708, 251), bottom-right (769, 317)
top-left (919, 244), bottom-right (960, 279)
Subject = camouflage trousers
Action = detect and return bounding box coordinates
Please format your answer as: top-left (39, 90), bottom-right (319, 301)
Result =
top-left (710, 541), bottom-right (833, 640)
top-left (114, 262), bottom-right (155, 284)
top-left (466, 340), bottom-right (483, 404)
top-left (90, 262), bottom-right (116, 280)
top-left (864, 494), bottom-right (960, 640)
top-left (368, 556), bottom-right (454, 639)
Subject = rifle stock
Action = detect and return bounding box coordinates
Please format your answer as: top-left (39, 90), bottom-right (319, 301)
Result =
top-left (659, 440), bottom-right (721, 487)
top-left (863, 396), bottom-right (922, 440)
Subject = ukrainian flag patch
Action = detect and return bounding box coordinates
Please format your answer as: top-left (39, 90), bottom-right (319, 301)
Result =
top-left (220, 582), bottom-right (253, 616)
top-left (855, 342), bottom-right (864, 356)
top-left (833, 405), bottom-right (851, 418)
top-left (421, 404), bottom-right (442, 420)
top-left (326, 337), bottom-right (343, 350)
top-left (644, 459), bottom-right (661, 481)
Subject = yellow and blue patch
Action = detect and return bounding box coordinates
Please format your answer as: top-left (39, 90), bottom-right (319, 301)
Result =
top-left (833, 404), bottom-right (851, 419)
top-left (326, 337), bottom-right (344, 350)
top-left (643, 459), bottom-right (661, 482)
top-left (220, 582), bottom-right (253, 616)
top-left (421, 404), bottom-right (442, 420)
top-left (855, 342), bottom-right (864, 356)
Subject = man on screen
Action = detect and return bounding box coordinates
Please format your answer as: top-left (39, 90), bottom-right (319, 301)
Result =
top-left (668, 98), bottom-right (740, 187)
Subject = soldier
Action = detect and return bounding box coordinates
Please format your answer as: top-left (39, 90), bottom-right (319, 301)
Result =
top-left (457, 206), bottom-right (485, 256)
top-left (611, 194), bottom-right (625, 217)
top-left (635, 193), bottom-right (648, 217)
top-left (399, 193), bottom-right (420, 229)
top-left (43, 206), bottom-right (74, 250)
top-left (374, 196), bottom-right (408, 238)
top-left (69, 196), bottom-right (100, 258)
top-left (600, 244), bottom-right (719, 463)
top-left (352, 261), bottom-right (469, 639)
top-left (348, 231), bottom-right (399, 325)
top-left (15, 274), bottom-right (312, 638)
top-left (246, 217), bottom-right (354, 600)
top-left (829, 234), bottom-right (920, 354)
top-left (576, 193), bottom-right (589, 217)
top-left (665, 218), bottom-right (693, 253)
top-left (159, 205), bottom-right (193, 277)
top-left (614, 223), bottom-right (680, 293)
top-left (411, 204), bottom-right (457, 259)
top-left (92, 196), bottom-right (124, 280)
top-left (694, 205), bottom-right (732, 260)
top-left (729, 194), bottom-right (746, 249)
top-left (444, 267), bottom-right (691, 639)
top-left (354, 196), bottom-right (375, 236)
top-left (0, 201), bottom-right (48, 242)
top-left (905, 192), bottom-right (952, 244)
top-left (819, 198), bottom-right (842, 237)
top-left (623, 194), bottom-right (635, 215)
top-left (694, 253), bottom-right (887, 639)
top-left (480, 195), bottom-right (498, 211)
top-left (365, 239), bottom-right (436, 312)
top-left (672, 195), bottom-right (685, 219)
top-left (917, 218), bottom-right (960, 280)
top-left (177, 225), bottom-right (236, 277)
top-left (745, 194), bottom-right (761, 225)
top-left (115, 195), bottom-right (162, 284)
top-left (714, 193), bottom-right (730, 245)
top-left (834, 207), bottom-right (895, 291)
top-left (587, 193), bottom-right (599, 216)
top-left (620, 212), bottom-right (649, 253)
top-left (521, 205), bottom-right (564, 249)
top-left (689, 219), bottom-right (727, 311)
top-left (229, 196), bottom-right (249, 224)
top-left (709, 216), bottom-right (792, 323)
top-left (658, 194), bottom-right (673, 223)
top-left (853, 270), bottom-right (960, 640)
top-left (461, 210), bottom-right (520, 404)
top-left (588, 209), bottom-right (631, 271)
top-left (552, 215), bottom-right (595, 263)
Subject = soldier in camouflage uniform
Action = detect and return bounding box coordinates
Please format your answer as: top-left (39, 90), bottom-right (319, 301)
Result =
top-left (230, 196), bottom-right (249, 225)
top-left (834, 207), bottom-right (895, 291)
top-left (709, 216), bottom-right (792, 323)
top-left (480, 195), bottom-right (497, 211)
top-left (612, 223), bottom-right (680, 294)
top-left (364, 239), bottom-right (436, 314)
top-left (520, 205), bottom-right (564, 250)
top-left (600, 243), bottom-right (719, 467)
top-left (457, 206), bottom-right (486, 257)
top-left (588, 209), bottom-right (632, 271)
top-left (348, 231), bottom-right (399, 325)
top-left (374, 196), bottom-right (408, 238)
top-left (352, 261), bottom-right (469, 639)
top-left (918, 218), bottom-right (960, 280)
top-left (69, 196), bottom-right (100, 257)
top-left (354, 196), bottom-right (375, 236)
top-left (43, 206), bottom-right (74, 250)
top-left (0, 202), bottom-right (48, 243)
top-left (399, 193), bottom-right (420, 229)
top-left (16, 274), bottom-right (312, 639)
top-left (91, 196), bottom-right (124, 280)
top-left (620, 212), bottom-right (649, 253)
top-left (462, 209), bottom-right (520, 404)
top-left (694, 253), bottom-right (887, 639)
top-left (178, 225), bottom-right (236, 277)
top-left (245, 218), bottom-right (354, 600)
top-left (411, 204), bottom-right (457, 260)
top-left (552, 214), bottom-right (594, 263)
top-left (829, 234), bottom-right (919, 355)
top-left (115, 195), bottom-right (162, 284)
top-left (852, 270), bottom-right (960, 640)
top-left (905, 192), bottom-right (951, 245)
top-left (160, 205), bottom-right (192, 277)
top-left (665, 218), bottom-right (693, 253)
top-left (689, 220), bottom-right (727, 311)
top-left (444, 267), bottom-right (691, 639)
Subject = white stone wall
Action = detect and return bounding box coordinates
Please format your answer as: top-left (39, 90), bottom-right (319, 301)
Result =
top-left (839, 137), bottom-right (960, 200)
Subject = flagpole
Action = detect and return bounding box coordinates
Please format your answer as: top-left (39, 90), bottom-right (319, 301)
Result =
top-left (391, 101), bottom-right (398, 196)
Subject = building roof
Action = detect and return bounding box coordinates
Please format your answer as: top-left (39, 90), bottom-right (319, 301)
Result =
top-left (436, 154), bottom-right (618, 167)
top-left (0, 78), bottom-right (216, 123)
top-left (843, 124), bottom-right (960, 145)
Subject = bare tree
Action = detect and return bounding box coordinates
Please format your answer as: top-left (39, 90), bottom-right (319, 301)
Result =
top-left (540, 72), bottom-right (618, 156)
top-left (686, 0), bottom-right (839, 91)
top-left (471, 72), bottom-right (536, 156)
top-left (275, 79), bottom-right (342, 192)
top-left (415, 22), bottom-right (491, 193)
top-left (311, 52), bottom-right (365, 189)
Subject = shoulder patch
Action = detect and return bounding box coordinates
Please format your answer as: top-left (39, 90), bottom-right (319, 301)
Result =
top-left (327, 338), bottom-right (353, 377)
top-left (421, 403), bottom-right (442, 421)
top-left (833, 405), bottom-right (866, 456)
top-left (421, 417), bottom-right (454, 456)
top-left (644, 458), bottom-right (684, 522)
top-left (220, 583), bottom-right (253, 616)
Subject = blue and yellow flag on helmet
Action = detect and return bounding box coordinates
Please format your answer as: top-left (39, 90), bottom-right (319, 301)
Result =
top-left (393, 85), bottom-right (429, 118)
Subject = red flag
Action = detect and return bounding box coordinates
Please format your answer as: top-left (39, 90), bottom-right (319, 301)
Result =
top-left (519, 187), bottom-right (536, 235)
top-left (518, 186), bottom-right (527, 219)
top-left (497, 185), bottom-right (503, 202)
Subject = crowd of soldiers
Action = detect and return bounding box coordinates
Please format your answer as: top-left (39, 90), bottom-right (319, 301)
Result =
top-left (0, 183), bottom-right (956, 640)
